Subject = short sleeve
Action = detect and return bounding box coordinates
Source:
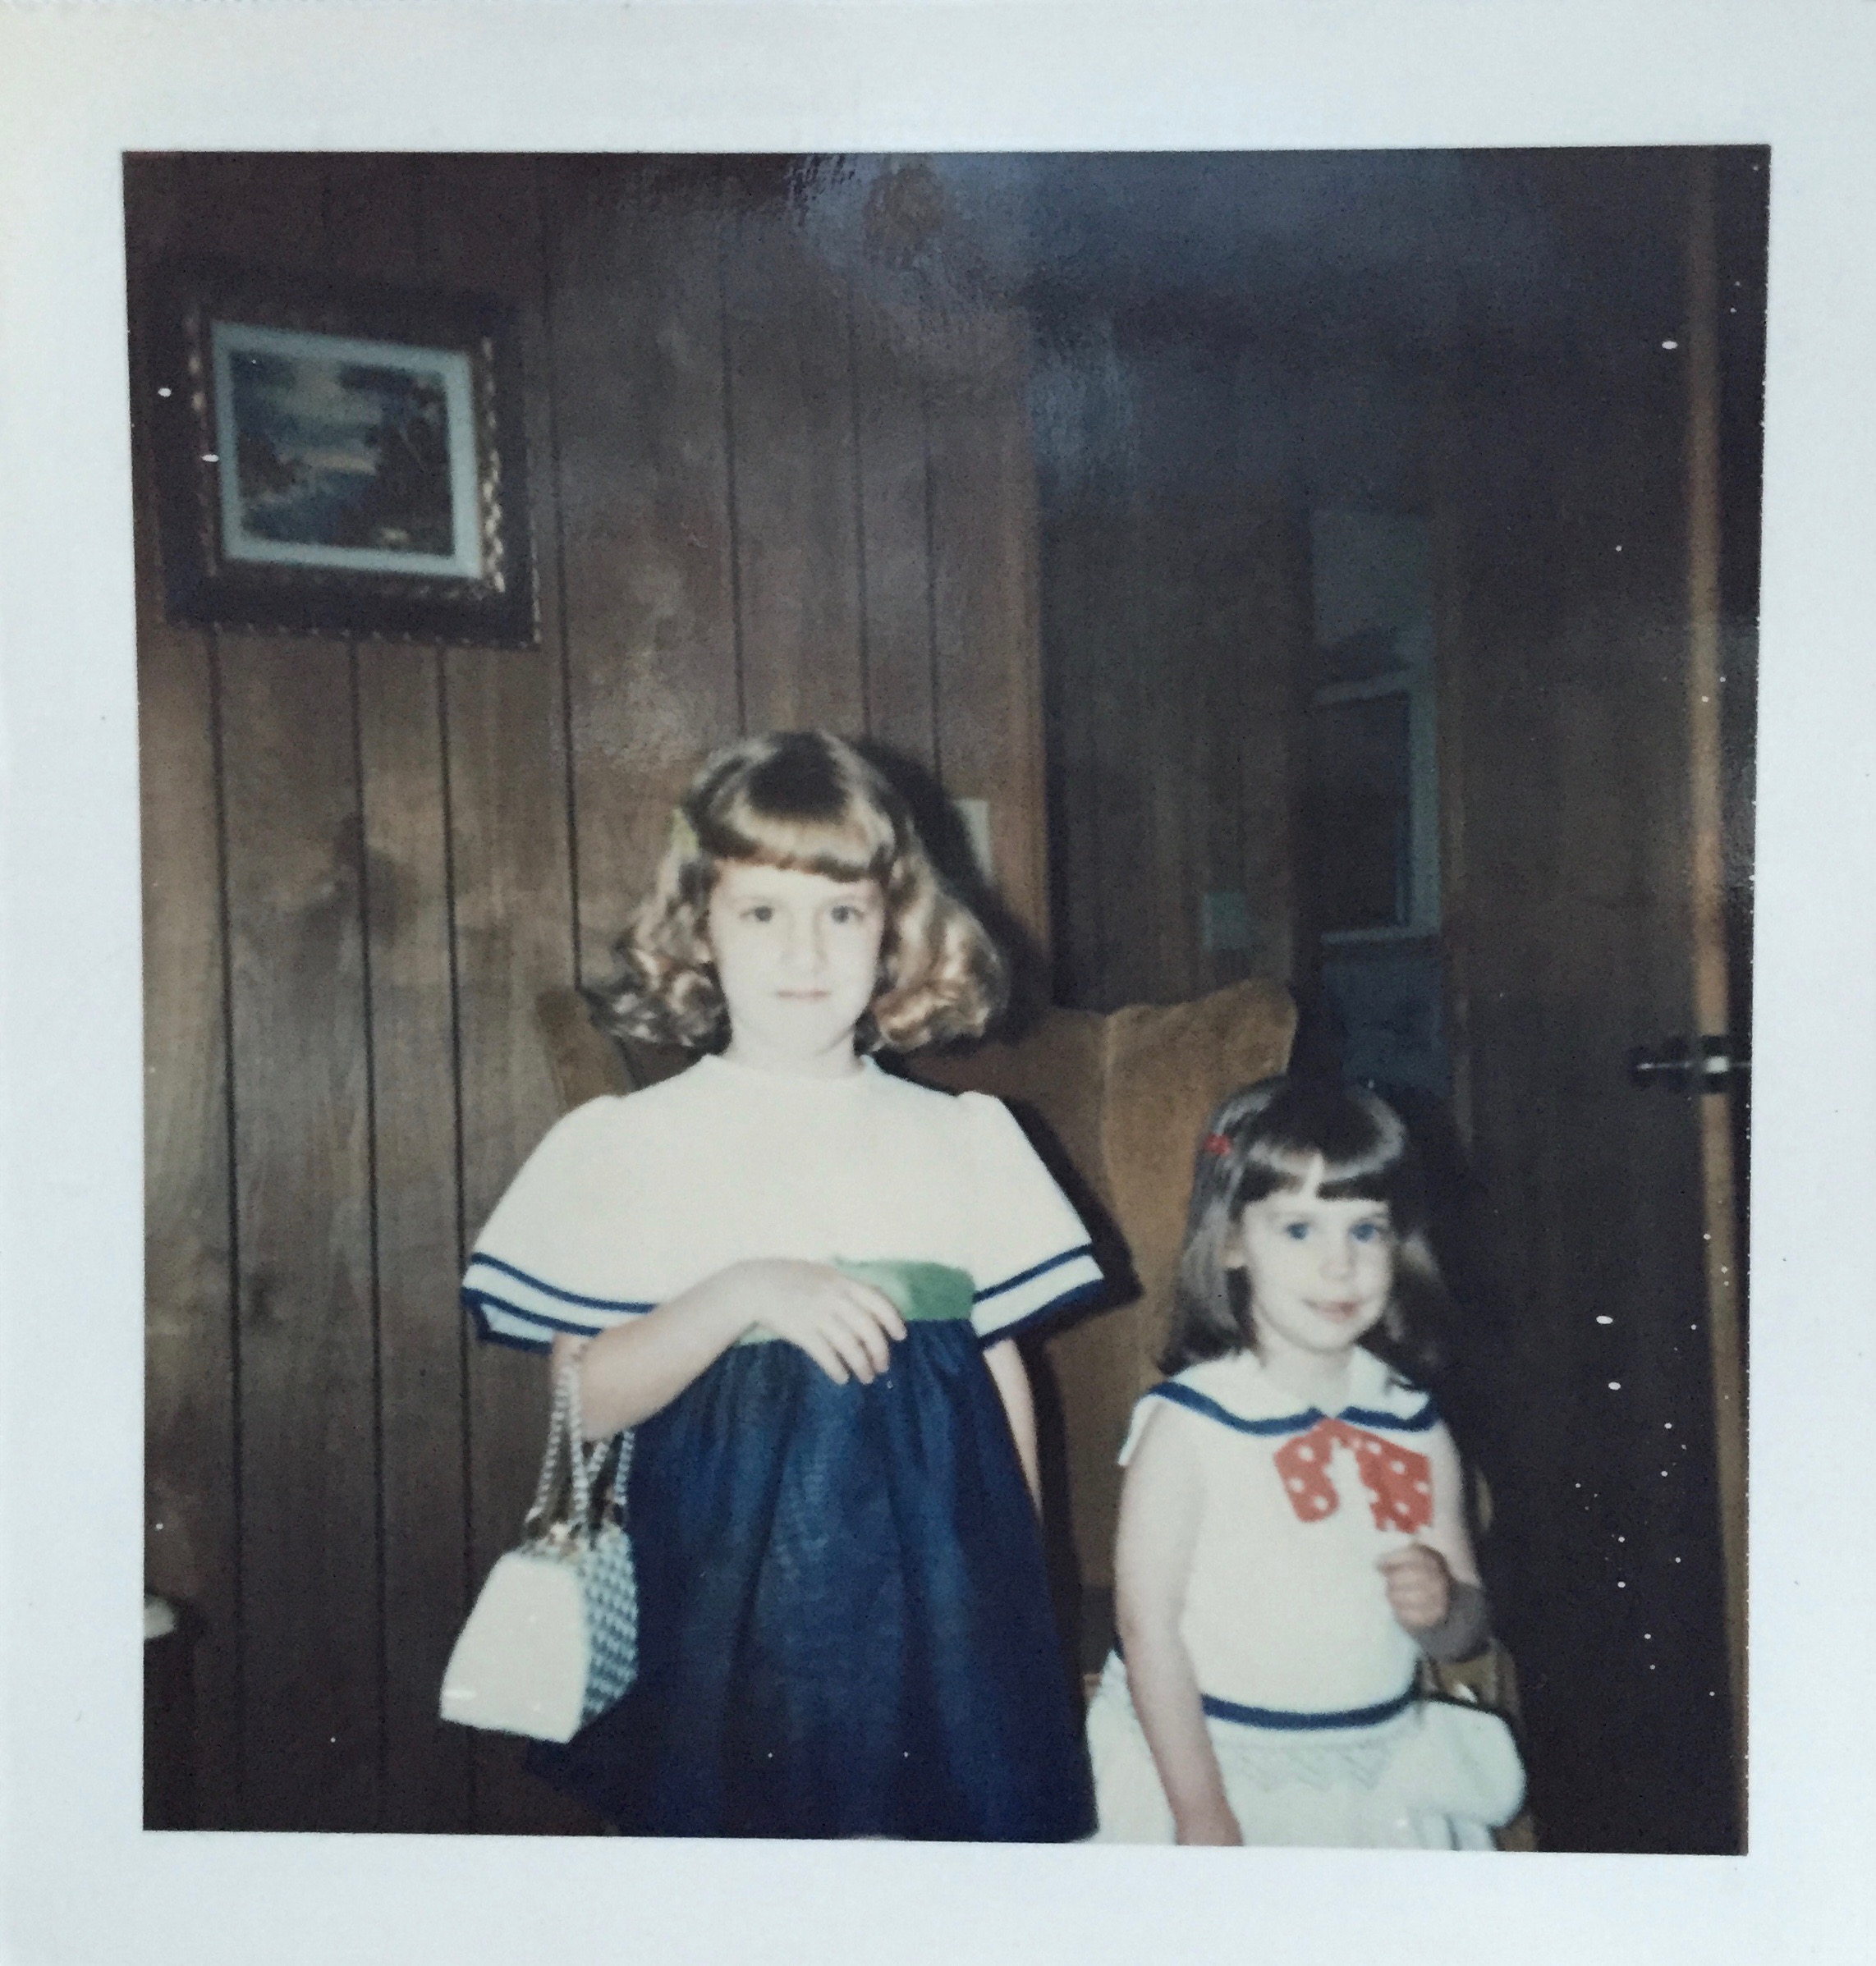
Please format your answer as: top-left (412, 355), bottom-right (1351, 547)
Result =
top-left (1117, 1391), bottom-right (1168, 1467)
top-left (956, 1093), bottom-right (1103, 1345)
top-left (460, 1099), bottom-right (654, 1352)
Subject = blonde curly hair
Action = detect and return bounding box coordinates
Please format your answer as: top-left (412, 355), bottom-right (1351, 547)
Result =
top-left (589, 731), bottom-right (1007, 1055)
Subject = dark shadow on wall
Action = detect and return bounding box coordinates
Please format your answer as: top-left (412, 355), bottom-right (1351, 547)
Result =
top-left (862, 741), bottom-right (1056, 1042)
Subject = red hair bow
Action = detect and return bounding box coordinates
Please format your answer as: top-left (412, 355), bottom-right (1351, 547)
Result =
top-left (1202, 1132), bottom-right (1234, 1159)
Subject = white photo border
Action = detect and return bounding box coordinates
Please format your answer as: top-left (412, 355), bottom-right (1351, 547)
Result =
top-left (2, 4), bottom-right (1873, 1965)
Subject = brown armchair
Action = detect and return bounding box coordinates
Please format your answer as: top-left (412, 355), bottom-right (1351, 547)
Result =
top-left (908, 978), bottom-right (1298, 1593)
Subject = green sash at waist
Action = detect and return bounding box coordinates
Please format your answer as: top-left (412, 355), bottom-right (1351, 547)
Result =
top-left (735, 1259), bottom-right (975, 1345)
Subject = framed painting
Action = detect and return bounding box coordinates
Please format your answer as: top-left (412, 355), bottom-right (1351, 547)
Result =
top-left (149, 263), bottom-right (538, 646)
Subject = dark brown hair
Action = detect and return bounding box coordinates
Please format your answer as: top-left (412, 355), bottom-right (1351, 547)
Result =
top-left (1163, 1075), bottom-right (1449, 1383)
top-left (589, 731), bottom-right (1007, 1054)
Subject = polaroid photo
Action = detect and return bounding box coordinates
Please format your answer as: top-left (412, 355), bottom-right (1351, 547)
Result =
top-left (2, 5), bottom-right (1872, 1965)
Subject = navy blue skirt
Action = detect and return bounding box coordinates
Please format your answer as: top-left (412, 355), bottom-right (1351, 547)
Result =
top-left (527, 1320), bottom-right (1094, 1840)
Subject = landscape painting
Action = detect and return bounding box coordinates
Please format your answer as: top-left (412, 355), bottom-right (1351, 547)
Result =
top-left (210, 320), bottom-right (480, 579)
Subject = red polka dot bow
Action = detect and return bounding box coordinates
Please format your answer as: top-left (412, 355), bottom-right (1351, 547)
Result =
top-left (1272, 1418), bottom-right (1432, 1532)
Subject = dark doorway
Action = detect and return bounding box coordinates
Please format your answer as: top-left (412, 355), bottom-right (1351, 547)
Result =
top-left (1026, 146), bottom-right (1763, 1853)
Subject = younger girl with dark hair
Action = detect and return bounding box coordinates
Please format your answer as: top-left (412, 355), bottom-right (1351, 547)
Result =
top-left (461, 731), bottom-right (1100, 1840)
top-left (1085, 1076), bottom-right (1524, 1847)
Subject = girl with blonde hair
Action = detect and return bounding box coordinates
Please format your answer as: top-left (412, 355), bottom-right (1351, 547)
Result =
top-left (462, 731), bottom-right (1101, 1840)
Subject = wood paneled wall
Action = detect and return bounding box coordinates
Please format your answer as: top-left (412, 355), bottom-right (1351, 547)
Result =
top-left (134, 153), bottom-right (1048, 1833)
top-left (1039, 344), bottom-right (1307, 1013)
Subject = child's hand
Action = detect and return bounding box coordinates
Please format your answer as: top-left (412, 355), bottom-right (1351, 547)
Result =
top-left (730, 1258), bottom-right (907, 1385)
top-left (1173, 1801), bottom-right (1244, 1846)
top-left (1378, 1541), bottom-right (1453, 1633)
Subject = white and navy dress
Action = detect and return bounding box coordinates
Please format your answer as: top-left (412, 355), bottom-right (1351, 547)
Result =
top-left (462, 1052), bottom-right (1103, 1840)
top-left (1086, 1347), bottom-right (1525, 1847)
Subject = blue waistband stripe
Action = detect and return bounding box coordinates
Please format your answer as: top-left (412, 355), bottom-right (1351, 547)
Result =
top-left (1199, 1684), bottom-right (1417, 1731)
top-left (1110, 1645), bottom-right (1416, 1734)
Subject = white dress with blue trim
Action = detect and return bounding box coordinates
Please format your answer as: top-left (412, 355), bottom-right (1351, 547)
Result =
top-left (464, 1052), bottom-right (1102, 1352)
top-left (1087, 1346), bottom-right (1524, 1847)
top-left (461, 1052), bottom-right (1104, 1840)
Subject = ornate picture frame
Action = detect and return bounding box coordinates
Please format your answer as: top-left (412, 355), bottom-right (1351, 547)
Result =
top-left (149, 262), bottom-right (538, 647)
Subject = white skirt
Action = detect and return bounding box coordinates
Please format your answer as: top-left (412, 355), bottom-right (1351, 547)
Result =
top-left (1085, 1654), bottom-right (1525, 1849)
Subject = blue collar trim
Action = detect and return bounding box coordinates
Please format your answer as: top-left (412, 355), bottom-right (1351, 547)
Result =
top-left (1342, 1398), bottom-right (1438, 1432)
top-left (1147, 1379), bottom-right (1438, 1437)
top-left (1148, 1382), bottom-right (1319, 1436)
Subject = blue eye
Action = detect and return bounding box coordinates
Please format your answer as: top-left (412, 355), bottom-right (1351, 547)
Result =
top-left (1351, 1221), bottom-right (1387, 1244)
top-left (1282, 1221), bottom-right (1310, 1240)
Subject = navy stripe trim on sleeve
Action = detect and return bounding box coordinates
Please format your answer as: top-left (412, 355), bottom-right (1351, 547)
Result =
top-left (972, 1243), bottom-right (1098, 1304)
top-left (462, 1294), bottom-right (553, 1353)
top-left (461, 1289), bottom-right (646, 1342)
top-left (974, 1276), bottom-right (1106, 1349)
top-left (462, 1252), bottom-right (654, 1314)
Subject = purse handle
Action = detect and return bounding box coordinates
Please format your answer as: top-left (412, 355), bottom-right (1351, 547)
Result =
top-left (523, 1361), bottom-right (633, 1542)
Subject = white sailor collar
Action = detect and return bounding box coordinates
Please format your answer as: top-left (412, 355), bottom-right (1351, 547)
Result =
top-left (1141, 1345), bottom-right (1438, 1443)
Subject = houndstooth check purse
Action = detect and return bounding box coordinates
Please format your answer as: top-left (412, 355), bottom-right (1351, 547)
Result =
top-left (439, 1364), bottom-right (639, 1743)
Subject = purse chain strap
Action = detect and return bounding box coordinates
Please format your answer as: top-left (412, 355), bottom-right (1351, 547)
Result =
top-left (523, 1359), bottom-right (633, 1542)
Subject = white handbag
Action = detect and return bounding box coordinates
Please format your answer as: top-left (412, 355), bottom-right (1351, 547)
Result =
top-left (439, 1365), bottom-right (639, 1743)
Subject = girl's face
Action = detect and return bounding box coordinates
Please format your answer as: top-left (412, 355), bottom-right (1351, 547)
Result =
top-left (1228, 1157), bottom-right (1396, 1367)
top-left (706, 859), bottom-right (886, 1075)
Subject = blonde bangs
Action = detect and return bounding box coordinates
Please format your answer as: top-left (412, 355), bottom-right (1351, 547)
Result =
top-left (709, 790), bottom-right (895, 887)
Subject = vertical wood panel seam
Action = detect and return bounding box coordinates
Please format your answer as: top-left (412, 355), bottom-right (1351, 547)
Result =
top-left (433, 646), bottom-right (477, 1822)
top-left (716, 193), bottom-right (749, 734)
top-left (536, 161), bottom-right (585, 989)
top-left (345, 639), bottom-right (391, 1826)
top-left (413, 152), bottom-right (466, 1833)
top-left (844, 273), bottom-right (873, 736)
top-left (204, 627), bottom-right (248, 1820)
